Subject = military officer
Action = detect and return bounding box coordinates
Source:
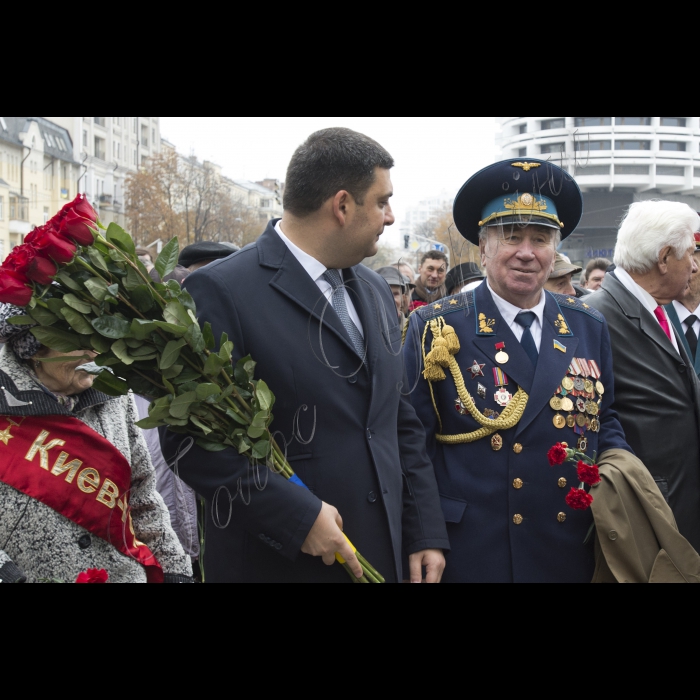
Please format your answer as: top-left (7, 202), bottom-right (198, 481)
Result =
top-left (404, 159), bottom-right (632, 584)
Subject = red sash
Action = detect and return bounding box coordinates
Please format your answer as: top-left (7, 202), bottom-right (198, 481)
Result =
top-left (0, 413), bottom-right (163, 583)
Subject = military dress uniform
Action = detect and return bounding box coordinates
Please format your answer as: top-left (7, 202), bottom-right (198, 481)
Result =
top-left (403, 159), bottom-right (631, 584)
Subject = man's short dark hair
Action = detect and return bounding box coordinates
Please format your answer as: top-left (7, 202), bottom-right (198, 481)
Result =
top-left (586, 257), bottom-right (612, 278)
top-left (284, 128), bottom-right (395, 217)
top-left (420, 251), bottom-right (449, 268)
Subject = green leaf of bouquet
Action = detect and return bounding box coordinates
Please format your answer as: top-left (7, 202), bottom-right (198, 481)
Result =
top-left (55, 270), bottom-right (83, 291)
top-left (111, 339), bottom-right (135, 366)
top-left (90, 334), bottom-right (111, 354)
top-left (106, 223), bottom-right (136, 256)
top-left (256, 380), bottom-right (274, 412)
top-left (164, 416), bottom-right (189, 427)
top-left (238, 439), bottom-right (252, 455)
top-left (219, 341), bottom-right (234, 363)
top-left (124, 266), bottom-right (143, 292)
top-left (28, 306), bottom-right (58, 326)
top-left (91, 315), bottom-right (132, 339)
top-left (195, 383), bottom-right (221, 401)
top-left (130, 285), bottom-right (155, 313)
top-left (84, 277), bottom-right (109, 302)
top-left (46, 299), bottom-right (68, 315)
top-left (7, 315), bottom-right (36, 326)
top-left (162, 365), bottom-right (184, 380)
top-left (203, 353), bottom-right (226, 377)
top-left (202, 322), bottom-right (215, 350)
top-left (163, 301), bottom-right (192, 328)
top-left (63, 294), bottom-right (93, 315)
top-left (160, 339), bottom-right (187, 370)
top-left (149, 398), bottom-right (172, 421)
top-left (252, 440), bottom-right (271, 460)
top-left (225, 408), bottom-right (249, 426)
top-left (172, 368), bottom-right (202, 384)
top-left (189, 416), bottom-right (213, 435)
top-left (196, 438), bottom-right (229, 453)
top-left (185, 323), bottom-right (205, 353)
top-left (106, 284), bottom-right (119, 299)
top-left (155, 238), bottom-right (180, 280)
top-left (163, 377), bottom-right (176, 396)
top-left (251, 410), bottom-right (268, 428)
top-left (30, 326), bottom-right (82, 353)
top-left (92, 370), bottom-right (129, 397)
top-left (178, 288), bottom-right (196, 313)
top-left (169, 391), bottom-right (197, 419)
top-left (247, 425), bottom-right (265, 439)
top-left (135, 416), bottom-right (164, 430)
top-left (60, 308), bottom-right (94, 335)
top-left (88, 247), bottom-right (110, 273)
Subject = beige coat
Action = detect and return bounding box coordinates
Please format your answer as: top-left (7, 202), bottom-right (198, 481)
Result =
top-left (592, 449), bottom-right (700, 583)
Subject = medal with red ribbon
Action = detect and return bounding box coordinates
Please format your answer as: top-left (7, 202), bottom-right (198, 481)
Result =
top-left (493, 367), bottom-right (513, 407)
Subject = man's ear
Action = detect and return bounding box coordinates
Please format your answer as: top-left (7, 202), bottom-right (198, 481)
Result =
top-left (332, 190), bottom-right (352, 226)
top-left (658, 245), bottom-right (674, 273)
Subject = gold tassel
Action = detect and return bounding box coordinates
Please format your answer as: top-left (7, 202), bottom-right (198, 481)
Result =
top-left (427, 337), bottom-right (451, 367)
top-left (423, 364), bottom-right (446, 382)
top-left (442, 324), bottom-right (461, 355)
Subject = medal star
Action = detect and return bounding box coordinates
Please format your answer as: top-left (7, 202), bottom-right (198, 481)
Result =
top-left (470, 360), bottom-right (486, 379)
top-left (0, 426), bottom-right (14, 446)
top-left (434, 304), bottom-right (442, 310)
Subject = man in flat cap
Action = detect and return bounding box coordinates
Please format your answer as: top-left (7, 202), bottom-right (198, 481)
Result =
top-left (376, 266), bottom-right (414, 322)
top-left (445, 262), bottom-right (485, 297)
top-left (404, 159), bottom-right (633, 583)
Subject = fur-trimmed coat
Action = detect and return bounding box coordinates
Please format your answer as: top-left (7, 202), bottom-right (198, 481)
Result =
top-left (0, 346), bottom-right (192, 584)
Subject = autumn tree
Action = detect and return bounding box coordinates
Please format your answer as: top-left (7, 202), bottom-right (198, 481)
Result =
top-left (420, 202), bottom-right (482, 268)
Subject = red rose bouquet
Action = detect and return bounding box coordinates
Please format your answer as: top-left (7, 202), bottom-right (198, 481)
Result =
top-left (0, 196), bottom-right (383, 584)
top-left (548, 442), bottom-right (601, 512)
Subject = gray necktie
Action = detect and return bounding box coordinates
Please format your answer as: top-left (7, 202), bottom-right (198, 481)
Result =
top-left (323, 269), bottom-right (366, 360)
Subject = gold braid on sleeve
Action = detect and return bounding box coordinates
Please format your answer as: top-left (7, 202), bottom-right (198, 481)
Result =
top-left (422, 318), bottom-right (529, 445)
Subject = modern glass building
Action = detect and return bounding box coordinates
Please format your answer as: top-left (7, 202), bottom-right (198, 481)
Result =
top-left (497, 117), bottom-right (700, 268)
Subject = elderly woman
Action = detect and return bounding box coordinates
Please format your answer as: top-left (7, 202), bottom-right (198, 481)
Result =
top-left (0, 304), bottom-right (193, 584)
top-left (588, 200), bottom-right (700, 552)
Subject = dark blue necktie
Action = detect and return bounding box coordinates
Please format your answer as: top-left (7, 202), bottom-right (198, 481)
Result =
top-left (516, 312), bottom-right (539, 367)
top-left (686, 315), bottom-right (698, 361)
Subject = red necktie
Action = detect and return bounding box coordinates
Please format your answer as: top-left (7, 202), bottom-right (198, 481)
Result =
top-left (654, 307), bottom-right (673, 341)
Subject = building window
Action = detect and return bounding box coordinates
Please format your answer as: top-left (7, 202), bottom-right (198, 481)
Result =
top-left (83, 130), bottom-right (88, 147)
top-left (43, 207), bottom-right (50, 224)
top-left (575, 140), bottom-right (611, 151)
top-left (576, 165), bottom-right (611, 176)
top-left (615, 141), bottom-right (651, 150)
top-left (540, 143), bottom-right (565, 154)
top-left (660, 117), bottom-right (687, 128)
top-left (660, 141), bottom-right (687, 152)
top-left (615, 117), bottom-right (652, 126)
top-left (541, 119), bottom-right (565, 130)
top-left (615, 165), bottom-right (650, 175)
top-left (519, 124), bottom-right (527, 134)
top-left (657, 166), bottom-right (685, 177)
top-left (574, 117), bottom-right (612, 127)
top-left (518, 148), bottom-right (527, 157)
top-left (94, 117), bottom-right (106, 127)
top-left (94, 137), bottom-right (106, 160)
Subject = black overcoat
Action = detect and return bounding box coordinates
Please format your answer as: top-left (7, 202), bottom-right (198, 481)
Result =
top-left (588, 272), bottom-right (700, 551)
top-left (161, 221), bottom-right (449, 583)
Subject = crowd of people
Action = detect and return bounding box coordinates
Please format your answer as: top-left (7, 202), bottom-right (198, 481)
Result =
top-left (2, 126), bottom-right (700, 584)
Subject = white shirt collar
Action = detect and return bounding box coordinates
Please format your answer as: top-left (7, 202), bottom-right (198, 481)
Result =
top-left (615, 268), bottom-right (659, 316)
top-left (275, 221), bottom-right (327, 283)
top-left (487, 282), bottom-right (546, 327)
top-left (673, 299), bottom-right (700, 324)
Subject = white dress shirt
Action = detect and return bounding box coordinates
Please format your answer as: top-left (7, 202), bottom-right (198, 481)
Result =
top-left (275, 221), bottom-right (364, 336)
top-left (616, 268), bottom-right (680, 353)
top-left (487, 282), bottom-right (546, 352)
top-left (673, 300), bottom-right (700, 342)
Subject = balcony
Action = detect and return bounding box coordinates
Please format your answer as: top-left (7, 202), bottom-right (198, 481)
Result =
top-left (99, 194), bottom-right (113, 207)
top-left (10, 220), bottom-right (32, 235)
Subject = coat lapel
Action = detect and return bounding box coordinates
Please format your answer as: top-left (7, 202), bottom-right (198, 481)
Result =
top-left (516, 294), bottom-right (580, 436)
top-left (344, 265), bottom-right (380, 372)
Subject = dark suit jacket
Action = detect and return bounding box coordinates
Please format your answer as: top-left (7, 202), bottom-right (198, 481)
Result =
top-left (588, 273), bottom-right (700, 551)
top-left (666, 304), bottom-right (700, 378)
top-left (161, 221), bottom-right (449, 583)
top-left (405, 283), bottom-right (630, 583)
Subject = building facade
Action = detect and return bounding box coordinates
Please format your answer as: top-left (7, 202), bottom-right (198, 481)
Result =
top-left (44, 117), bottom-right (161, 228)
top-left (497, 117), bottom-right (700, 267)
top-left (0, 117), bottom-right (80, 261)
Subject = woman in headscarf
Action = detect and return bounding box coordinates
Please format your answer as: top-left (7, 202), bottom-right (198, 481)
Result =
top-left (0, 304), bottom-right (193, 584)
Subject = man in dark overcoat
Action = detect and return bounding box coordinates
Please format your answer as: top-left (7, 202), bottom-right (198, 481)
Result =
top-left (162, 128), bottom-right (449, 583)
top-left (588, 200), bottom-right (700, 551)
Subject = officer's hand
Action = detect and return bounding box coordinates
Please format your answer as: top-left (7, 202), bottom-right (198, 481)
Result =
top-left (302, 502), bottom-right (364, 579)
top-left (409, 549), bottom-right (446, 584)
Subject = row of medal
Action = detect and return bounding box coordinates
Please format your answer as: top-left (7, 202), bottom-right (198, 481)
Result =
top-left (551, 358), bottom-right (605, 452)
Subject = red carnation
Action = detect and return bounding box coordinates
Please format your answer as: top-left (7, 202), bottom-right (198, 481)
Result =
top-left (566, 488), bottom-right (594, 511)
top-left (26, 226), bottom-right (77, 265)
top-left (75, 569), bottom-right (109, 584)
top-left (548, 443), bottom-right (569, 467)
top-left (58, 210), bottom-right (96, 246)
top-left (0, 270), bottom-right (33, 306)
top-left (577, 461), bottom-right (601, 487)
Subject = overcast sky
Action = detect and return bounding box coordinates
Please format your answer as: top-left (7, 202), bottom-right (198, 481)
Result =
top-left (160, 117), bottom-right (498, 246)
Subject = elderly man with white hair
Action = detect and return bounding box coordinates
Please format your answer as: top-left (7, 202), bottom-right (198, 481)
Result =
top-left (588, 200), bottom-right (700, 551)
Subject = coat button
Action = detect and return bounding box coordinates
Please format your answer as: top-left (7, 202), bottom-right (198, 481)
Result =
top-left (367, 430), bottom-right (372, 440)
top-left (513, 444), bottom-right (523, 455)
top-left (513, 479), bottom-right (524, 490)
top-left (558, 513), bottom-right (567, 523)
top-left (368, 491), bottom-right (378, 504)
top-left (679, 365), bottom-right (687, 374)
top-left (609, 531), bottom-right (619, 542)
top-left (558, 478), bottom-right (568, 489)
top-left (513, 515), bottom-right (524, 526)
top-left (275, 544), bottom-right (283, 551)
top-left (78, 535), bottom-right (92, 550)
top-left (348, 376), bottom-right (358, 385)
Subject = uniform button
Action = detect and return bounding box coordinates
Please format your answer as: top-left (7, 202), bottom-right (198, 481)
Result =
top-left (367, 430), bottom-right (372, 440)
top-left (558, 478), bottom-right (568, 489)
top-left (609, 531), bottom-right (619, 542)
top-left (558, 513), bottom-right (567, 523)
top-left (513, 479), bottom-right (524, 490)
top-left (78, 535), bottom-right (92, 550)
top-left (348, 376), bottom-right (358, 385)
top-left (275, 544), bottom-right (283, 551)
top-left (513, 515), bottom-right (524, 526)
top-left (513, 444), bottom-right (523, 455)
top-left (368, 491), bottom-right (378, 504)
